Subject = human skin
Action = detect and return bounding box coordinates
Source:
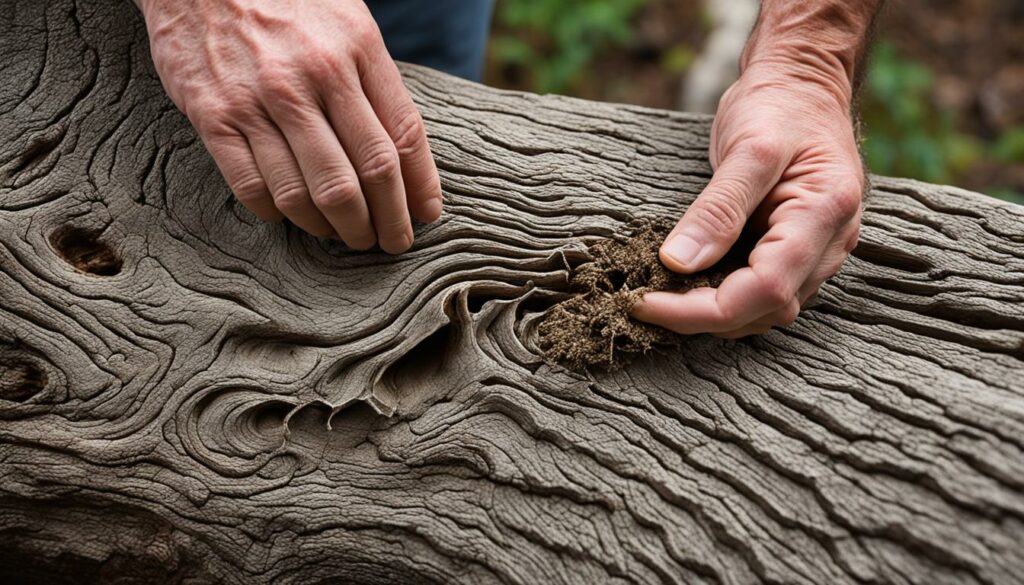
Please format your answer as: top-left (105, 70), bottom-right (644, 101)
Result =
top-left (136, 0), bottom-right (881, 336)
top-left (632, 0), bottom-right (884, 338)
top-left (132, 0), bottom-right (443, 254)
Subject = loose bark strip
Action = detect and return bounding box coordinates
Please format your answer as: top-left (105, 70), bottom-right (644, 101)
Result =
top-left (1, 1), bottom-right (1022, 583)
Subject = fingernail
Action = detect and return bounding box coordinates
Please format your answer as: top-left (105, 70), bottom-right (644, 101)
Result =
top-left (628, 296), bottom-right (649, 319)
top-left (662, 234), bottom-right (703, 267)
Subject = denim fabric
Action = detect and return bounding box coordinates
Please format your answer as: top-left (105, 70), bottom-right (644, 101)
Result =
top-left (366, 0), bottom-right (494, 81)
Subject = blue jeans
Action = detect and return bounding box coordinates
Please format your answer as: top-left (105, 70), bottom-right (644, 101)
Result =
top-left (367, 0), bottom-right (494, 82)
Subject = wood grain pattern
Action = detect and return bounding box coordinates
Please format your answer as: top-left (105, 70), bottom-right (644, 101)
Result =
top-left (1, 1), bottom-right (1023, 583)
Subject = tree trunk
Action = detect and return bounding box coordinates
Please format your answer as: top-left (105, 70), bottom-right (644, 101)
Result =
top-left (1, 2), bottom-right (1023, 584)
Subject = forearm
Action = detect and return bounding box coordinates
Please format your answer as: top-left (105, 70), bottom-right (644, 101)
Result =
top-left (742, 0), bottom-right (883, 106)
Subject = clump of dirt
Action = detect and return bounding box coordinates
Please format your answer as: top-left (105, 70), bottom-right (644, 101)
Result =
top-left (538, 220), bottom-right (742, 371)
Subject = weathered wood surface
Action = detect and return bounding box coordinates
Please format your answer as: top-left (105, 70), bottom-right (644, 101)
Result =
top-left (2, 2), bottom-right (1024, 584)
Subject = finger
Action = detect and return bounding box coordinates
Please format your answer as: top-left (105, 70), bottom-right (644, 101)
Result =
top-left (716, 325), bottom-right (773, 340)
top-left (661, 141), bottom-right (789, 273)
top-left (730, 221), bottom-right (860, 334)
top-left (796, 218), bottom-right (861, 301)
top-left (796, 254), bottom-right (844, 302)
top-left (726, 225), bottom-right (857, 333)
top-left (634, 203), bottom-right (831, 333)
top-left (323, 93), bottom-right (414, 254)
top-left (359, 43), bottom-right (443, 223)
top-left (201, 129), bottom-right (283, 223)
top-left (246, 119), bottom-right (335, 238)
top-left (264, 95), bottom-right (376, 250)
top-left (713, 294), bottom-right (802, 339)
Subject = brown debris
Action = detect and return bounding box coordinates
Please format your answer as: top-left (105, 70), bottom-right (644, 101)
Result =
top-left (538, 220), bottom-right (741, 371)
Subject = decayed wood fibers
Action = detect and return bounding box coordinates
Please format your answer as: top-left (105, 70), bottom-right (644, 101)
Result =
top-left (1, 1), bottom-right (1023, 583)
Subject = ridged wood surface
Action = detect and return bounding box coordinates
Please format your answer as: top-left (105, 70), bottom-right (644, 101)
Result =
top-left (1, 2), bottom-right (1023, 584)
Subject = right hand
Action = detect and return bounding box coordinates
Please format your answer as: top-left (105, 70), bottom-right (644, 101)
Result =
top-left (137, 0), bottom-right (443, 253)
top-left (632, 61), bottom-right (864, 339)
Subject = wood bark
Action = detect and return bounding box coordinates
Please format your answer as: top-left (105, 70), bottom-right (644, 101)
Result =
top-left (2, 1), bottom-right (1023, 584)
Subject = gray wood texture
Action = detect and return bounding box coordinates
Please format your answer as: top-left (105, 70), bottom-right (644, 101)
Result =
top-left (1, 1), bottom-right (1023, 584)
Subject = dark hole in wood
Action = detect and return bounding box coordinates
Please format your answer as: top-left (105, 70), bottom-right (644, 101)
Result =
top-left (0, 500), bottom-right (213, 585)
top-left (49, 226), bottom-right (122, 276)
top-left (850, 240), bottom-right (932, 274)
top-left (0, 545), bottom-right (186, 585)
top-left (252, 400), bottom-right (293, 436)
top-left (0, 359), bottom-right (46, 402)
top-left (466, 286), bottom-right (527, 314)
top-left (387, 324), bottom-right (453, 382)
top-left (329, 400), bottom-right (381, 433)
top-left (371, 325), bottom-right (458, 416)
top-left (515, 293), bottom-right (562, 322)
top-left (613, 335), bottom-right (633, 349)
top-left (606, 269), bottom-right (628, 291)
top-left (467, 291), bottom-right (489, 314)
top-left (285, 400), bottom-right (384, 452)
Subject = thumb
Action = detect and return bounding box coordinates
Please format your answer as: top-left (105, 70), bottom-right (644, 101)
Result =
top-left (661, 142), bottom-right (786, 273)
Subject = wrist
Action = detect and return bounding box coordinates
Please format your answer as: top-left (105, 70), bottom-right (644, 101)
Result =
top-left (740, 48), bottom-right (855, 112)
top-left (740, 1), bottom-right (882, 109)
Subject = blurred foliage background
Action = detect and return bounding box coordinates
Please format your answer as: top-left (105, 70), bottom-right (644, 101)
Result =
top-left (484, 0), bottom-right (1024, 205)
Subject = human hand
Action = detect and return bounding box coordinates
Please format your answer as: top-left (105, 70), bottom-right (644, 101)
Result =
top-left (136, 0), bottom-right (442, 253)
top-left (631, 61), bottom-right (864, 338)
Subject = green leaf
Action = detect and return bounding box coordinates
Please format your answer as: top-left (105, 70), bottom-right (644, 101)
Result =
top-left (491, 36), bottom-right (535, 65)
top-left (661, 45), bottom-right (695, 74)
top-left (992, 128), bottom-right (1024, 163)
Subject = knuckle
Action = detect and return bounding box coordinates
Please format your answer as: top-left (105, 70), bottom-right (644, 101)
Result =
top-left (717, 302), bottom-right (741, 325)
top-left (349, 19), bottom-right (383, 53)
top-left (390, 106), bottom-right (427, 157)
top-left (312, 175), bottom-right (361, 210)
top-left (306, 47), bottom-right (348, 80)
top-left (192, 106), bottom-right (235, 136)
top-left (231, 175), bottom-right (269, 202)
top-left (829, 178), bottom-right (864, 221)
top-left (844, 227), bottom-right (861, 253)
top-left (757, 273), bottom-right (796, 308)
top-left (186, 93), bottom-right (258, 132)
top-left (358, 145), bottom-right (401, 185)
top-left (273, 181), bottom-right (311, 213)
top-left (777, 301), bottom-right (801, 327)
top-left (691, 186), bottom-right (747, 235)
top-left (256, 65), bottom-right (303, 103)
top-left (742, 138), bottom-right (784, 165)
top-left (217, 97), bottom-right (254, 122)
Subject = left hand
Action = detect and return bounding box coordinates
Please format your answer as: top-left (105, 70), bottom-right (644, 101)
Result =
top-left (136, 0), bottom-right (443, 253)
top-left (631, 62), bottom-right (864, 338)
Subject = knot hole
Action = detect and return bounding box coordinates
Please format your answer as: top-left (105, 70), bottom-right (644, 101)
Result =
top-left (50, 226), bottom-right (122, 276)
